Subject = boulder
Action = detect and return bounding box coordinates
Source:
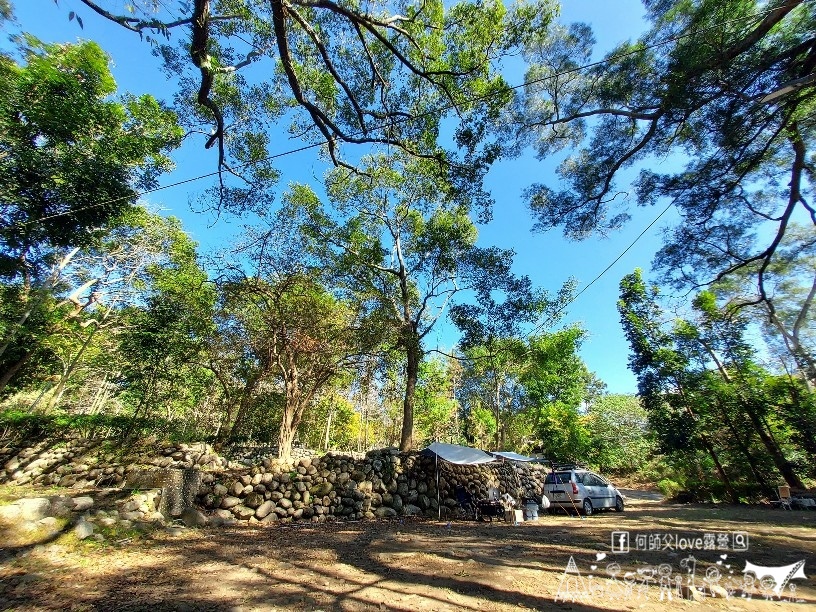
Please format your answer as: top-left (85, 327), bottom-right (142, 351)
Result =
top-left (403, 504), bottom-right (422, 516)
top-left (181, 508), bottom-right (209, 527)
top-left (232, 505), bottom-right (255, 520)
top-left (220, 496), bottom-right (241, 509)
top-left (374, 507), bottom-right (397, 518)
top-left (18, 498), bottom-right (52, 521)
top-left (254, 501), bottom-right (275, 519)
top-left (74, 519), bottom-right (95, 540)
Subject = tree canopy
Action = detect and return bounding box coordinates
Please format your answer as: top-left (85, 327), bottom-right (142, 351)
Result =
top-left (517, 0), bottom-right (815, 379)
top-left (68, 0), bottom-right (557, 214)
top-left (0, 36), bottom-right (182, 281)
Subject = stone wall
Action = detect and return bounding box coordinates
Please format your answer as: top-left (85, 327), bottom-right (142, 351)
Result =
top-left (1, 438), bottom-right (549, 526)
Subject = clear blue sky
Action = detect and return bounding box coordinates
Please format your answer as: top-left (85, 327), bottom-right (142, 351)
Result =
top-left (6, 0), bottom-right (667, 394)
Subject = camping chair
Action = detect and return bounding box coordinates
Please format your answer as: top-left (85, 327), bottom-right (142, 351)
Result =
top-left (455, 486), bottom-right (477, 520)
top-left (775, 486), bottom-right (793, 510)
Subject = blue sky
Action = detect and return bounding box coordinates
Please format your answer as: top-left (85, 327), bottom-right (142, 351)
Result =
top-left (5, 0), bottom-right (667, 394)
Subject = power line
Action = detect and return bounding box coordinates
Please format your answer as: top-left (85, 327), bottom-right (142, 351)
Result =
top-left (24, 4), bottom-right (779, 226)
top-left (524, 201), bottom-right (675, 341)
top-left (430, 200), bottom-right (675, 364)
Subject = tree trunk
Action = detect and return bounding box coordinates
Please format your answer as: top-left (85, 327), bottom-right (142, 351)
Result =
top-left (714, 398), bottom-right (775, 498)
top-left (323, 406), bottom-right (333, 451)
top-left (494, 373), bottom-right (501, 450)
top-left (278, 413), bottom-right (297, 462)
top-left (0, 350), bottom-right (32, 395)
top-left (278, 372), bottom-right (305, 462)
top-left (698, 432), bottom-right (739, 503)
top-left (704, 344), bottom-right (805, 489)
top-left (400, 334), bottom-right (420, 451)
top-left (676, 380), bottom-right (739, 503)
top-left (46, 325), bottom-right (98, 412)
top-left (745, 404), bottom-right (805, 489)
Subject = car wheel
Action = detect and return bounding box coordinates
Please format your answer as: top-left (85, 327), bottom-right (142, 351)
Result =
top-left (615, 496), bottom-right (625, 512)
top-left (582, 499), bottom-right (593, 516)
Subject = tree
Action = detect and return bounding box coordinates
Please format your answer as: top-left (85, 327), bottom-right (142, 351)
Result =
top-left (287, 152), bottom-right (523, 450)
top-left (586, 394), bottom-right (654, 473)
top-left (517, 0), bottom-right (815, 370)
top-left (710, 224), bottom-right (816, 389)
top-left (0, 36), bottom-right (182, 282)
top-left (451, 270), bottom-right (573, 449)
top-left (0, 35), bottom-right (182, 383)
top-left (618, 269), bottom-right (809, 500)
top-left (67, 0), bottom-right (556, 212)
top-left (521, 327), bottom-right (603, 461)
top-left (116, 215), bottom-right (216, 428)
top-left (414, 357), bottom-right (459, 447)
top-left (618, 269), bottom-right (740, 500)
top-left (214, 273), bottom-right (366, 460)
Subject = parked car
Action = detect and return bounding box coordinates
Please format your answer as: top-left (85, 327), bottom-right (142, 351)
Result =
top-left (542, 466), bottom-right (625, 516)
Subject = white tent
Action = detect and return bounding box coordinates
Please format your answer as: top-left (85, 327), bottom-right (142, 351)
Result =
top-left (425, 442), bottom-right (496, 465)
top-left (491, 451), bottom-right (536, 462)
top-left (423, 442), bottom-right (496, 518)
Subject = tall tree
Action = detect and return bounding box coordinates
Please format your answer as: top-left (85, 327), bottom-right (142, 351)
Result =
top-left (451, 271), bottom-right (573, 449)
top-left (517, 0), bottom-right (815, 367)
top-left (214, 273), bottom-right (366, 460)
top-left (0, 36), bottom-right (181, 282)
top-left (0, 35), bottom-right (181, 381)
top-left (287, 153), bottom-right (520, 450)
top-left (117, 215), bottom-right (216, 426)
top-left (618, 269), bottom-right (739, 500)
top-left (521, 327), bottom-right (604, 460)
top-left (619, 269), bottom-right (808, 499)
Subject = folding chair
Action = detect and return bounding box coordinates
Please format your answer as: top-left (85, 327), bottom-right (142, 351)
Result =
top-left (776, 485), bottom-right (793, 510)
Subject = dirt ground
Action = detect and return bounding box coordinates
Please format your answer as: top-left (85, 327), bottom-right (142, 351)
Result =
top-left (2, 489), bottom-right (815, 611)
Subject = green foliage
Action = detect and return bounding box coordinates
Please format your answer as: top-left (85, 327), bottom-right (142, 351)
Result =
top-left (519, 0), bottom-right (816, 388)
top-left (80, 0), bottom-right (556, 215)
top-left (0, 408), bottom-right (188, 443)
top-left (618, 268), bottom-right (816, 500)
top-left (414, 358), bottom-right (460, 447)
top-left (0, 35), bottom-right (182, 281)
top-left (586, 394), bottom-right (654, 473)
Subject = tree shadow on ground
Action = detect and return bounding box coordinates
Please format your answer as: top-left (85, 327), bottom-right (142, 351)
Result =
top-left (1, 507), bottom-right (815, 611)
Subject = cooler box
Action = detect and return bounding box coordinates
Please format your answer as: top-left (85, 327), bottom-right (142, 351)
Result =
top-left (524, 502), bottom-right (539, 520)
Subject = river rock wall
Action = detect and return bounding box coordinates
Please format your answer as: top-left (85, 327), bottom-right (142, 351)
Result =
top-left (1, 438), bottom-right (549, 525)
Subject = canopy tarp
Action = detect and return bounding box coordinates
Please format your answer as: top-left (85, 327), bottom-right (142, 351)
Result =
top-left (491, 451), bottom-right (536, 462)
top-left (424, 442), bottom-right (496, 465)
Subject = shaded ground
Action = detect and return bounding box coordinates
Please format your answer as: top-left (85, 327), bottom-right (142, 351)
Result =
top-left (1, 490), bottom-right (815, 611)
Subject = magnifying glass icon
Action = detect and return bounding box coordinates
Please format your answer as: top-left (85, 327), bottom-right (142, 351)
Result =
top-left (733, 532), bottom-right (748, 550)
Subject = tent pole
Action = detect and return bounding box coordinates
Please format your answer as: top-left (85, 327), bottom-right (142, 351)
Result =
top-left (436, 453), bottom-right (441, 520)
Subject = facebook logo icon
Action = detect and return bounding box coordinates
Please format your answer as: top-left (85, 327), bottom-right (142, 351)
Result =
top-left (611, 531), bottom-right (630, 553)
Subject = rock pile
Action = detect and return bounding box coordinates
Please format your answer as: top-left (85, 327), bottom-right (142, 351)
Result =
top-left (195, 449), bottom-right (542, 524)
top-left (0, 440), bottom-right (231, 488)
top-left (511, 462), bottom-right (549, 501)
top-left (0, 490), bottom-right (166, 541)
top-left (1, 436), bottom-right (548, 525)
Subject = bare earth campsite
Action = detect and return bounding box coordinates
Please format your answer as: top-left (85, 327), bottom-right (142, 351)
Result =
top-left (2, 487), bottom-right (815, 611)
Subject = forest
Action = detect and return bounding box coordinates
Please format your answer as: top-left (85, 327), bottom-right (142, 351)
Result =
top-left (0, 0), bottom-right (814, 503)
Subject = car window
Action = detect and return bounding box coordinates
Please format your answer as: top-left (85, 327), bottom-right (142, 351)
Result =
top-left (545, 472), bottom-right (572, 484)
top-left (592, 473), bottom-right (609, 485)
top-left (580, 473), bottom-right (596, 486)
